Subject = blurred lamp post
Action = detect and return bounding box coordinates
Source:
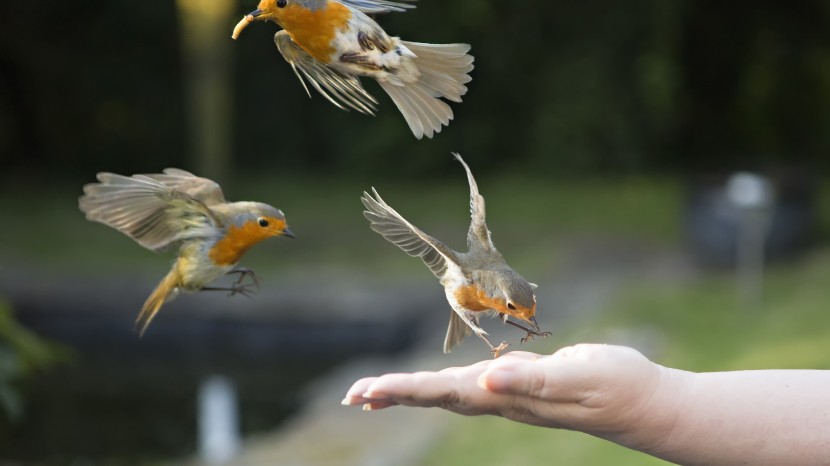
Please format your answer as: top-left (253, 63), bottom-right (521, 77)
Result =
top-left (198, 375), bottom-right (241, 464)
top-left (726, 172), bottom-right (774, 313)
top-left (175, 0), bottom-right (236, 185)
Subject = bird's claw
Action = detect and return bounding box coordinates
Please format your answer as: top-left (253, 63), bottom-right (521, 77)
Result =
top-left (520, 330), bottom-right (552, 344)
top-left (215, 268), bottom-right (260, 298)
top-left (490, 341), bottom-right (510, 358)
top-left (226, 282), bottom-right (257, 298)
top-left (227, 268), bottom-right (260, 293)
top-left (228, 267), bottom-right (259, 285)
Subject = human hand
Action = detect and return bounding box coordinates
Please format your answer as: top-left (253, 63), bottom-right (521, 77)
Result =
top-left (342, 344), bottom-right (672, 437)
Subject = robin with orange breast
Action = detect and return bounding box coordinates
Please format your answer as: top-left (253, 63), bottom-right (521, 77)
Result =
top-left (79, 168), bottom-right (295, 336)
top-left (362, 154), bottom-right (550, 357)
top-left (231, 0), bottom-right (474, 139)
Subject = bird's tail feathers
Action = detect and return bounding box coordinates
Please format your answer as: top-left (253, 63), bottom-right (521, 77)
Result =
top-left (135, 267), bottom-right (180, 337)
top-left (403, 41), bottom-right (473, 101)
top-left (380, 41), bottom-right (473, 139)
top-left (443, 311), bottom-right (474, 354)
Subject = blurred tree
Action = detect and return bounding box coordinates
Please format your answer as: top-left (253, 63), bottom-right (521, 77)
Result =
top-left (176, 0), bottom-right (236, 185)
top-left (674, 0), bottom-right (830, 172)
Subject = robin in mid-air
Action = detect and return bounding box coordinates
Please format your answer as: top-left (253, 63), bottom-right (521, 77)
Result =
top-left (79, 168), bottom-right (295, 336)
top-left (362, 154), bottom-right (550, 357)
top-left (231, 0), bottom-right (474, 140)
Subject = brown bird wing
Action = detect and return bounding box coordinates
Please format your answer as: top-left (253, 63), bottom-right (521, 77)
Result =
top-left (338, 0), bottom-right (416, 14)
top-left (454, 153), bottom-right (495, 252)
top-left (142, 168), bottom-right (226, 206)
top-left (274, 30), bottom-right (378, 115)
top-left (362, 188), bottom-right (462, 280)
top-left (79, 172), bottom-right (221, 252)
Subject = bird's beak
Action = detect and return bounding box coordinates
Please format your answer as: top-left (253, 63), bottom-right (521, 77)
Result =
top-left (231, 9), bottom-right (263, 40)
top-left (281, 226), bottom-right (296, 239)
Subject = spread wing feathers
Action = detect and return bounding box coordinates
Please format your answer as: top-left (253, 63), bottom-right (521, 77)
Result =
top-left (378, 42), bottom-right (473, 139)
top-left (338, 0), bottom-right (416, 13)
top-left (443, 310), bottom-right (473, 353)
top-left (453, 153), bottom-right (494, 251)
top-left (142, 168), bottom-right (226, 206)
top-left (275, 30), bottom-right (377, 115)
top-left (362, 188), bottom-right (461, 279)
top-left (79, 173), bottom-right (220, 252)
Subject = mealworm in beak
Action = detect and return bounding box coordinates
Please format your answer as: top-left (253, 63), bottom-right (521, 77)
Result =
top-left (231, 15), bottom-right (254, 40)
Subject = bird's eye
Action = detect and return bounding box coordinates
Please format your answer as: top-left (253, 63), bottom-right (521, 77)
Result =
top-left (258, 218), bottom-right (270, 227)
top-left (277, 0), bottom-right (287, 7)
top-left (507, 302), bottom-right (516, 310)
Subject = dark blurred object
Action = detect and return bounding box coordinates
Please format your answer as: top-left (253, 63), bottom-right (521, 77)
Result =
top-left (683, 168), bottom-right (818, 266)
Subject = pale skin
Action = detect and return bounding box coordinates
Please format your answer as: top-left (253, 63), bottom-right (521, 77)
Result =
top-left (342, 344), bottom-right (830, 465)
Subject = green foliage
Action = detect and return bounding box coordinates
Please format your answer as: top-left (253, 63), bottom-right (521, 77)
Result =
top-left (0, 300), bottom-right (70, 422)
top-left (603, 249), bottom-right (830, 372)
top-left (0, 174), bottom-right (681, 276)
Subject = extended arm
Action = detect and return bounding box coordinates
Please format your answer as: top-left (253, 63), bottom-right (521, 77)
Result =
top-left (342, 344), bottom-right (830, 465)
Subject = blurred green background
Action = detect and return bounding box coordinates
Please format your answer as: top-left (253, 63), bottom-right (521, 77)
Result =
top-left (1, 0), bottom-right (829, 464)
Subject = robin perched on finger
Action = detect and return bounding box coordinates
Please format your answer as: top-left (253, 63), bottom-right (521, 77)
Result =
top-left (79, 168), bottom-right (295, 336)
top-left (231, 0), bottom-right (474, 139)
top-left (362, 153), bottom-right (550, 358)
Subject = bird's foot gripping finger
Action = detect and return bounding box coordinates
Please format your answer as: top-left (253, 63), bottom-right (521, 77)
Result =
top-left (520, 330), bottom-right (553, 344)
top-left (490, 341), bottom-right (510, 359)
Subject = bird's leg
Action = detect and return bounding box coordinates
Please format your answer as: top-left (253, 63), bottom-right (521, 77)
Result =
top-left (226, 267), bottom-right (260, 290)
top-left (201, 271), bottom-right (259, 298)
top-left (200, 285), bottom-right (256, 298)
top-left (472, 319), bottom-right (510, 359)
top-left (500, 314), bottom-right (552, 344)
top-left (482, 336), bottom-right (510, 358)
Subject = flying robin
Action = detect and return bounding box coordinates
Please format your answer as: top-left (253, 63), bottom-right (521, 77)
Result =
top-left (362, 154), bottom-right (550, 357)
top-left (231, 0), bottom-right (474, 140)
top-left (79, 168), bottom-right (295, 336)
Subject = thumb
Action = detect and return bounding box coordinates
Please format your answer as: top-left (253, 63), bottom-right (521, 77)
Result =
top-left (477, 355), bottom-right (588, 403)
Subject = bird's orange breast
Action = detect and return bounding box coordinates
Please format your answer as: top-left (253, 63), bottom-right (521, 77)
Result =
top-left (454, 285), bottom-right (503, 313)
top-left (275, 2), bottom-right (352, 62)
top-left (453, 284), bottom-right (536, 321)
top-left (209, 219), bottom-right (286, 266)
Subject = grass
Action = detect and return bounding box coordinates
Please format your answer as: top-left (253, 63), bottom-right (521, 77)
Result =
top-left (421, 246), bottom-right (830, 466)
top-left (0, 173), bottom-right (681, 279)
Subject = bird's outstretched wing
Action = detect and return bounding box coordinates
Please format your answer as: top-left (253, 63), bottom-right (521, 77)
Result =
top-left (79, 172), bottom-right (221, 252)
top-left (362, 188), bottom-right (462, 279)
top-left (454, 153), bottom-right (494, 251)
top-left (275, 30), bottom-right (378, 115)
top-left (338, 0), bottom-right (416, 14)
top-left (143, 168), bottom-right (226, 206)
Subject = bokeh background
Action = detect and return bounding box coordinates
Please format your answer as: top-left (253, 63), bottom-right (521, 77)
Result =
top-left (1, 0), bottom-right (830, 464)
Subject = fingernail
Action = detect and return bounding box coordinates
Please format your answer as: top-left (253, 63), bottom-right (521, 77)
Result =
top-left (340, 397), bottom-right (353, 406)
top-left (361, 391), bottom-right (376, 399)
top-left (362, 403), bottom-right (372, 411)
top-left (480, 368), bottom-right (514, 392)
